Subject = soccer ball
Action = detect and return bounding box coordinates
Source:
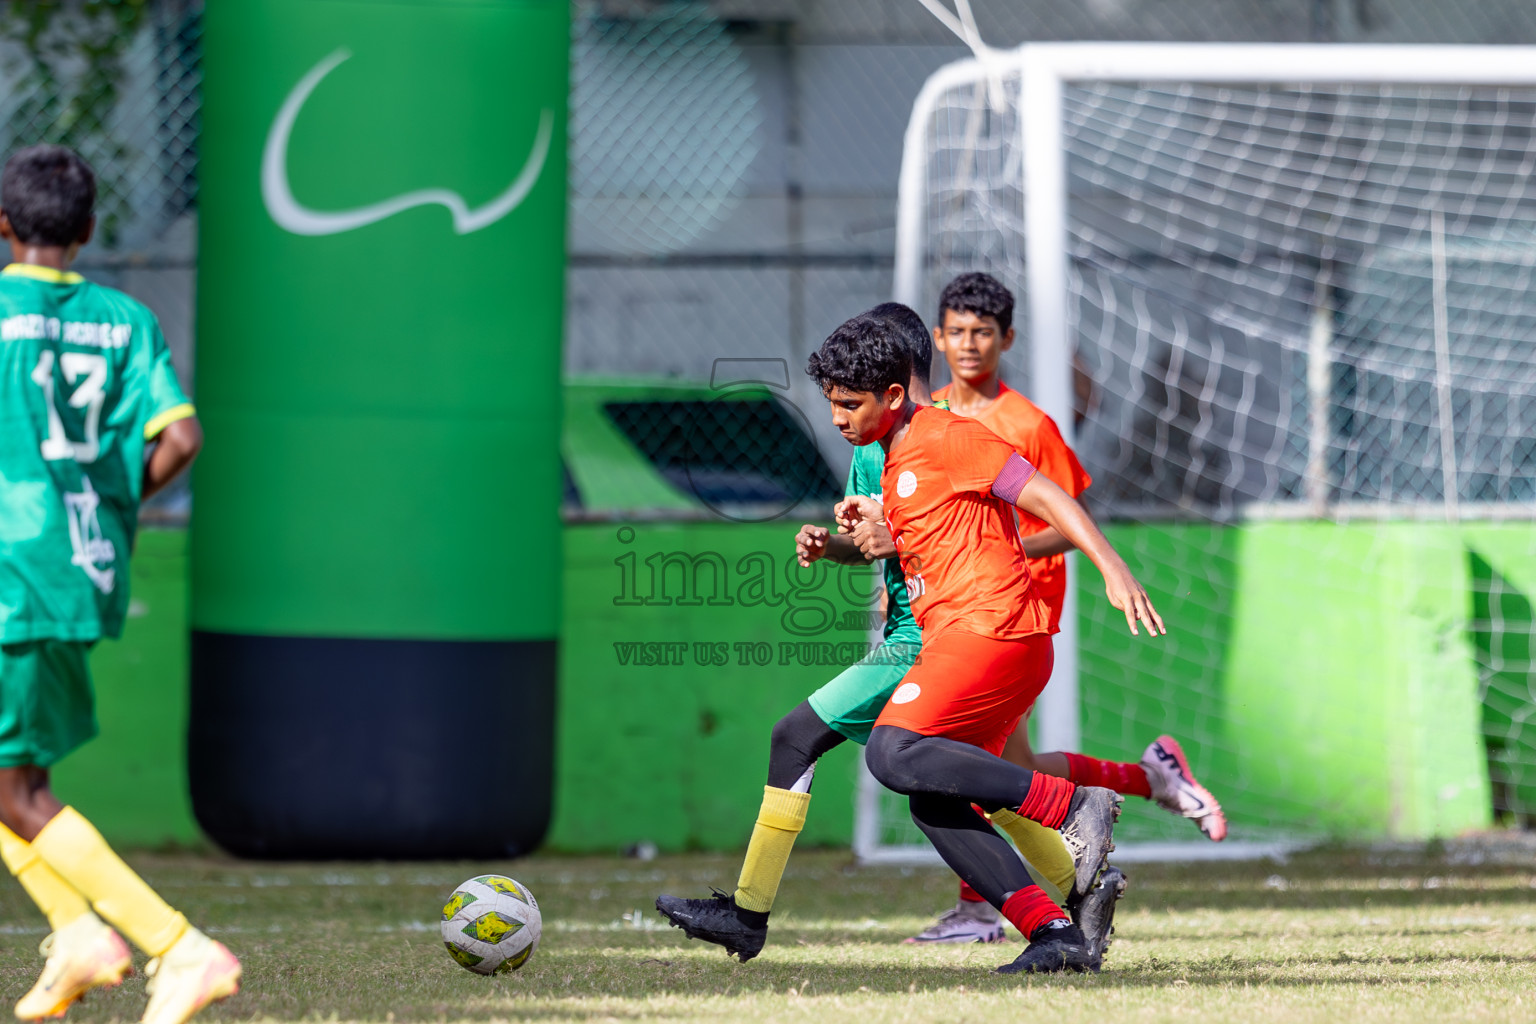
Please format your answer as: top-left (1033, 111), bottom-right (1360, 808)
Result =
top-left (440, 874), bottom-right (542, 974)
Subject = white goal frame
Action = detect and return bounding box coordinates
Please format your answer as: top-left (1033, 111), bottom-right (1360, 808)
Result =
top-left (859, 42), bottom-right (1536, 865)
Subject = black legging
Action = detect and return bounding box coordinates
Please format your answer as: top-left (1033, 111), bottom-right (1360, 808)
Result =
top-left (765, 700), bottom-right (846, 791)
top-left (865, 724), bottom-right (1041, 908)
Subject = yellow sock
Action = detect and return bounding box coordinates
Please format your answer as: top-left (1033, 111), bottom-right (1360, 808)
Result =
top-left (0, 822), bottom-right (91, 930)
top-left (989, 808), bottom-right (1075, 905)
top-left (733, 787), bottom-right (811, 913)
top-left (30, 807), bottom-right (188, 956)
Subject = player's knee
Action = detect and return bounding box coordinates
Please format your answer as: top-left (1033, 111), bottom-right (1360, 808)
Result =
top-left (906, 792), bottom-right (944, 833)
top-left (768, 712), bottom-right (802, 763)
top-left (0, 769), bottom-right (39, 834)
top-left (865, 726), bottom-right (920, 793)
top-left (766, 718), bottom-right (809, 789)
top-left (0, 768), bottom-right (26, 801)
top-left (767, 701), bottom-right (839, 790)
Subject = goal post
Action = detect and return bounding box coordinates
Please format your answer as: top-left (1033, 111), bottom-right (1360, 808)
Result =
top-left (863, 43), bottom-right (1536, 863)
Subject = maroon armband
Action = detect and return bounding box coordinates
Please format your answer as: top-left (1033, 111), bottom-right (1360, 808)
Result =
top-left (989, 452), bottom-right (1037, 505)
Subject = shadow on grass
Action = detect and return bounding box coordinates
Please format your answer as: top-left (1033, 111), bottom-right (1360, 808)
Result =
top-left (155, 945), bottom-right (1536, 1024)
top-left (1149, 925), bottom-right (1535, 944)
top-left (20, 934), bottom-right (1536, 1024)
top-left (1113, 883), bottom-right (1536, 913)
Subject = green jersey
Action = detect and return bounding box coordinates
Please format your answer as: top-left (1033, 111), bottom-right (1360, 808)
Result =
top-left (846, 442), bottom-right (920, 644)
top-left (0, 264), bottom-right (193, 643)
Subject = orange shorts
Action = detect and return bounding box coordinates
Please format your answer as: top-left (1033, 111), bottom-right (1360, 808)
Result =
top-left (873, 629), bottom-right (1054, 756)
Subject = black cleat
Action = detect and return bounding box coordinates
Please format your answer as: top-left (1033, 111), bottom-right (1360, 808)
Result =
top-left (1059, 786), bottom-right (1123, 905)
top-left (655, 890), bottom-right (770, 962)
top-left (1074, 865), bottom-right (1127, 969)
top-left (995, 920), bottom-right (1096, 975)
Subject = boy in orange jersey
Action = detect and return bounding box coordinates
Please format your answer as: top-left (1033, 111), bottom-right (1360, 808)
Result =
top-left (904, 272), bottom-right (1227, 944)
top-left (807, 314), bottom-right (1165, 974)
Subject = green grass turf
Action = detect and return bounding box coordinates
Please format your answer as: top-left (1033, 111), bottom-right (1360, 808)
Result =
top-left (2, 840), bottom-right (1534, 1022)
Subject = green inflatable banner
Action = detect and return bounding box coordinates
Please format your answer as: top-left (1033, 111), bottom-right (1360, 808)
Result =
top-left (192, 0), bottom-right (567, 858)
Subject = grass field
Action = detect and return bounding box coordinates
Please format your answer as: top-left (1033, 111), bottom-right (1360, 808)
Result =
top-left (2, 839), bottom-right (1534, 1023)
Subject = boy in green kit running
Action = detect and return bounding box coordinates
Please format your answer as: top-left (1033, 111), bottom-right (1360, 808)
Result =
top-left (0, 145), bottom-right (239, 1024)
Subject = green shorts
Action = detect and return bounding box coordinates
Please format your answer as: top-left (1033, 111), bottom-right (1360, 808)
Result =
top-left (806, 637), bottom-right (922, 745)
top-left (0, 641), bottom-right (96, 768)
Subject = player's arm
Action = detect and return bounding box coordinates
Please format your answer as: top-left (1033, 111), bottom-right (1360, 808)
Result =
top-left (143, 415), bottom-right (203, 499)
top-left (138, 319), bottom-right (201, 500)
top-left (1016, 410), bottom-right (1089, 559)
top-left (833, 496), bottom-right (897, 560)
top-left (1020, 526), bottom-right (1073, 559)
top-left (993, 456), bottom-right (1164, 637)
top-left (822, 447), bottom-right (895, 564)
top-left (795, 523), bottom-right (868, 567)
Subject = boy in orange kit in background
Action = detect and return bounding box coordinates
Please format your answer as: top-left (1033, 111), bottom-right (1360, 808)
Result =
top-left (812, 313), bottom-right (1164, 973)
top-left (905, 273), bottom-right (1227, 944)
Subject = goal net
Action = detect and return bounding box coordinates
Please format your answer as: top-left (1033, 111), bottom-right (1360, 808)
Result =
top-left (861, 44), bottom-right (1536, 862)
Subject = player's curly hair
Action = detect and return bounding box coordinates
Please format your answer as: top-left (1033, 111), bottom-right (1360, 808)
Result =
top-left (869, 301), bottom-right (933, 387)
top-left (1, 145), bottom-right (95, 247)
top-left (938, 271), bottom-right (1014, 334)
top-left (806, 312), bottom-right (913, 397)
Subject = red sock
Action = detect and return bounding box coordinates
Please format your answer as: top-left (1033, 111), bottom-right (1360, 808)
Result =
top-left (1017, 772), bottom-right (1075, 828)
top-left (958, 879), bottom-right (987, 903)
top-left (1001, 886), bottom-right (1066, 939)
top-left (1062, 752), bottom-right (1153, 799)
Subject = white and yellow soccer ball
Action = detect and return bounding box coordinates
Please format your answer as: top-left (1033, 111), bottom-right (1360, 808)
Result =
top-left (440, 874), bottom-right (542, 974)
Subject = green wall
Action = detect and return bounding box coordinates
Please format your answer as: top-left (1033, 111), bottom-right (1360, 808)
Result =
top-left (1081, 522), bottom-right (1528, 843)
top-left (1076, 524), bottom-right (1243, 843)
top-left (61, 522), bottom-right (1535, 850)
top-left (548, 522), bottom-right (871, 851)
top-left (51, 531), bottom-right (200, 847)
top-left (1464, 526), bottom-right (1536, 822)
top-left (1225, 523), bottom-right (1492, 840)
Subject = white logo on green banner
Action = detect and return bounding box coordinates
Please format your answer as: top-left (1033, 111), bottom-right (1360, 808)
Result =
top-left (261, 49), bottom-right (554, 236)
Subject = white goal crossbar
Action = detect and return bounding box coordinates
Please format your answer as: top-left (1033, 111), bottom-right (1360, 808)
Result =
top-left (868, 43), bottom-right (1536, 865)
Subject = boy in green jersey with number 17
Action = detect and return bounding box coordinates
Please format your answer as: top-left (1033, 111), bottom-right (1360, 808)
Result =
top-left (0, 145), bottom-right (239, 1024)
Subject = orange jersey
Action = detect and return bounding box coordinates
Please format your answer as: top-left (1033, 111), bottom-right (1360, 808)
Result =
top-left (932, 382), bottom-right (1092, 630)
top-left (879, 406), bottom-right (1053, 641)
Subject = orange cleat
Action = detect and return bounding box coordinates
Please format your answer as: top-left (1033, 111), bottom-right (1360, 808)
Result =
top-left (1141, 735), bottom-right (1228, 841)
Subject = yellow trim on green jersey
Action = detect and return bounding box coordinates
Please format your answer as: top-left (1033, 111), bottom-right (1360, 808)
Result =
top-left (2, 264), bottom-right (85, 285)
top-left (144, 403), bottom-right (196, 440)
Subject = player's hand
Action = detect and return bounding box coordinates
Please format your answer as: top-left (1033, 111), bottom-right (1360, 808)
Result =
top-left (850, 519), bottom-right (897, 560)
top-left (834, 495), bottom-right (883, 534)
top-left (1102, 564), bottom-right (1166, 638)
top-left (832, 500), bottom-right (859, 533)
top-left (795, 524), bottom-right (830, 567)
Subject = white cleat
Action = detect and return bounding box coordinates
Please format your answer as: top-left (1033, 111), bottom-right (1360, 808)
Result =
top-left (905, 899), bottom-right (1006, 944)
top-left (15, 912), bottom-right (132, 1021)
top-left (140, 928), bottom-right (240, 1024)
top-left (1141, 735), bottom-right (1227, 841)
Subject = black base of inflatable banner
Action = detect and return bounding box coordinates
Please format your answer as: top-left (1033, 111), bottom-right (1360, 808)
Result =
top-left (189, 632), bottom-right (556, 859)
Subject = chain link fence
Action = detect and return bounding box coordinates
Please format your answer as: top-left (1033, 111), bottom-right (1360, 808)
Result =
top-left (563, 0), bottom-right (1536, 522)
top-left (20, 0), bottom-right (1536, 521)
